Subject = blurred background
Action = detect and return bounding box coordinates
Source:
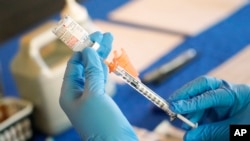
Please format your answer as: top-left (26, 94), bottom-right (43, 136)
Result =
top-left (1, 0), bottom-right (250, 140)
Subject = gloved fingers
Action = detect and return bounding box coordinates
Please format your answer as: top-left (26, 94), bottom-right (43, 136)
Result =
top-left (233, 84), bottom-right (250, 104)
top-left (184, 121), bottom-right (229, 141)
top-left (89, 31), bottom-right (103, 45)
top-left (89, 31), bottom-right (113, 59)
top-left (89, 31), bottom-right (111, 59)
top-left (169, 76), bottom-right (222, 102)
top-left (64, 52), bottom-right (84, 79)
top-left (60, 52), bottom-right (85, 105)
top-left (81, 47), bottom-right (106, 95)
top-left (62, 52), bottom-right (85, 90)
top-left (96, 32), bottom-right (113, 59)
top-left (170, 88), bottom-right (234, 114)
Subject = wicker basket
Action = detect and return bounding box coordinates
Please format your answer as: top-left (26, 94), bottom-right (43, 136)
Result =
top-left (0, 97), bottom-right (33, 141)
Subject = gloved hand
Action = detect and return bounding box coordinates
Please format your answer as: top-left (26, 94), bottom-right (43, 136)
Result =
top-left (60, 31), bottom-right (138, 141)
top-left (169, 76), bottom-right (250, 141)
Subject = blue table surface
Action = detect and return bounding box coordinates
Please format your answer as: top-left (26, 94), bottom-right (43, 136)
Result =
top-left (1, 0), bottom-right (250, 140)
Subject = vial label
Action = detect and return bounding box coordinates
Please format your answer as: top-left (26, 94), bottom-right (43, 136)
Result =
top-left (52, 16), bottom-right (93, 51)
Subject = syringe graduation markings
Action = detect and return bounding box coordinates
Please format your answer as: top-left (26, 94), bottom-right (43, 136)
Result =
top-left (114, 66), bottom-right (177, 120)
top-left (114, 66), bottom-right (197, 128)
top-left (52, 15), bottom-right (197, 129)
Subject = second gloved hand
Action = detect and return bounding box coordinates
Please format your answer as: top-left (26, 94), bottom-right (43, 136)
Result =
top-left (60, 31), bottom-right (138, 141)
top-left (169, 76), bottom-right (250, 141)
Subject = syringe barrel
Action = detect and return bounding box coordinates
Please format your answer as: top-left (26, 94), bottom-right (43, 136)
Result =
top-left (114, 66), bottom-right (177, 119)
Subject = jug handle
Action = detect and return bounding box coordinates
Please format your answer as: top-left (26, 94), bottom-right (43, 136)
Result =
top-left (29, 26), bottom-right (57, 76)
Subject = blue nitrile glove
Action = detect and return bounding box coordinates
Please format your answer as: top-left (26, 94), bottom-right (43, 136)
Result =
top-left (60, 31), bottom-right (138, 141)
top-left (169, 76), bottom-right (250, 141)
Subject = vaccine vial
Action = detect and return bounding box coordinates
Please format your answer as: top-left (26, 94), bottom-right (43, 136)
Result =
top-left (52, 16), bottom-right (116, 97)
top-left (52, 16), bottom-right (99, 52)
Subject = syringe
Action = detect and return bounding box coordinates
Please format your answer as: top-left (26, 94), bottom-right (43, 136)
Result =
top-left (113, 65), bottom-right (197, 128)
top-left (52, 15), bottom-right (198, 129)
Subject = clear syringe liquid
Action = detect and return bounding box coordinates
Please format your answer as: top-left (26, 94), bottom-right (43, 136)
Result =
top-left (52, 15), bottom-right (198, 129)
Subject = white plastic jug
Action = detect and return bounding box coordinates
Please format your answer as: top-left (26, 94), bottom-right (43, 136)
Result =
top-left (11, 21), bottom-right (72, 135)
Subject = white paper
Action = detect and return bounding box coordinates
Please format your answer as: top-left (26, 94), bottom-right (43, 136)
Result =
top-left (109, 0), bottom-right (248, 35)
